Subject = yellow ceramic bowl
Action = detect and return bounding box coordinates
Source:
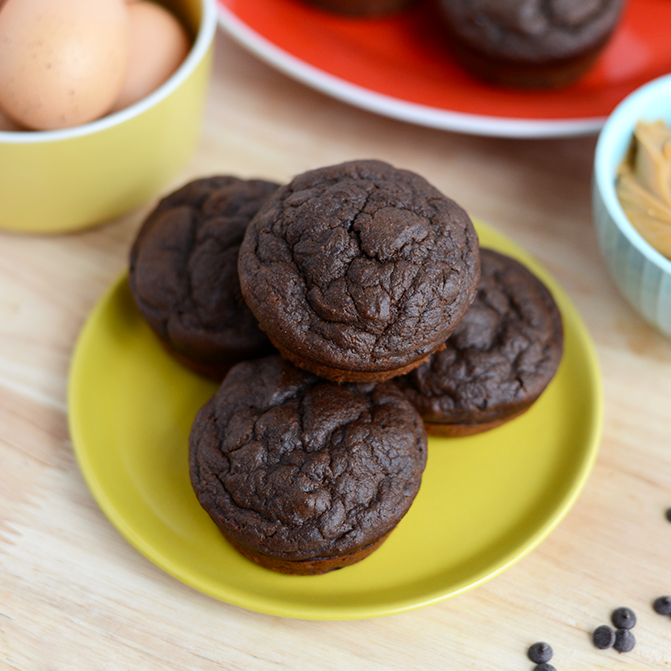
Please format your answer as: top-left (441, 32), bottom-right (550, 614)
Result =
top-left (0, 0), bottom-right (217, 234)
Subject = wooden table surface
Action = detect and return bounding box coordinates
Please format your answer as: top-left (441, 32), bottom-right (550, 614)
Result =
top-left (2, 28), bottom-right (671, 671)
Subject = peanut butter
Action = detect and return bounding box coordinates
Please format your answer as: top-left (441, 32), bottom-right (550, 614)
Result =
top-left (616, 119), bottom-right (671, 259)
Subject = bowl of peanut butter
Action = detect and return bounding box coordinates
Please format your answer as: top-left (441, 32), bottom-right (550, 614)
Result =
top-left (593, 74), bottom-right (671, 338)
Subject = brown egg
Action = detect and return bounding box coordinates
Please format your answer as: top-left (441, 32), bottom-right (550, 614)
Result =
top-left (0, 104), bottom-right (24, 132)
top-left (0, 0), bottom-right (131, 130)
top-left (111, 1), bottom-right (191, 113)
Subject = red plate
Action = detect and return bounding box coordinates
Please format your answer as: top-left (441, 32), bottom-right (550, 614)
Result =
top-left (217, 0), bottom-right (671, 137)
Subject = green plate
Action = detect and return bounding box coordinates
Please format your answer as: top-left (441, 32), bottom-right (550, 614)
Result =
top-left (68, 221), bottom-right (602, 620)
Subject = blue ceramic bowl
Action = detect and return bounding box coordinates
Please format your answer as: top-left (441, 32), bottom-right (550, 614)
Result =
top-left (593, 74), bottom-right (671, 338)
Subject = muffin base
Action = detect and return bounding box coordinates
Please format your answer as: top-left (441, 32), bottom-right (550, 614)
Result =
top-left (304, 0), bottom-right (415, 17)
top-left (270, 336), bottom-right (435, 383)
top-left (445, 34), bottom-right (612, 89)
top-left (221, 528), bottom-right (393, 575)
top-left (155, 336), bottom-right (227, 381)
top-left (424, 408), bottom-right (527, 437)
top-left (156, 331), bottom-right (275, 382)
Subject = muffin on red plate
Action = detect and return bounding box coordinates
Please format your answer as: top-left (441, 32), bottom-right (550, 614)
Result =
top-left (395, 249), bottom-right (563, 436)
top-left (129, 176), bottom-right (279, 380)
top-left (189, 355), bottom-right (428, 575)
top-left (438, 0), bottom-right (625, 88)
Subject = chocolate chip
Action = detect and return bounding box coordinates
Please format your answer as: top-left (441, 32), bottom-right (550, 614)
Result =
top-left (533, 664), bottom-right (557, 671)
top-left (592, 624), bottom-right (616, 649)
top-left (653, 596), bottom-right (671, 615)
top-left (613, 628), bottom-right (636, 653)
top-left (528, 642), bottom-right (553, 663)
top-left (611, 607), bottom-right (636, 630)
top-left (665, 508), bottom-right (671, 523)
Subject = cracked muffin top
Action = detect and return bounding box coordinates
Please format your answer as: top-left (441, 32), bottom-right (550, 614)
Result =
top-left (189, 355), bottom-right (428, 561)
top-left (438, 0), bottom-right (625, 63)
top-left (129, 176), bottom-right (279, 379)
top-left (238, 160), bottom-right (480, 382)
top-left (396, 249), bottom-right (563, 426)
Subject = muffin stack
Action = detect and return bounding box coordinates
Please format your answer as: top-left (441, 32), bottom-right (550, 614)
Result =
top-left (128, 159), bottom-right (563, 575)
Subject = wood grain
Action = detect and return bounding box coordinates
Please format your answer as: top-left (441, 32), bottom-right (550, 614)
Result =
top-left (2, 30), bottom-right (671, 670)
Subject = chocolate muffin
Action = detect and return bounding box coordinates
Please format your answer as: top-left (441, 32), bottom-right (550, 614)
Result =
top-left (395, 249), bottom-right (563, 436)
top-left (302, 0), bottom-right (416, 17)
top-left (129, 176), bottom-right (279, 380)
top-left (189, 355), bottom-right (428, 575)
top-left (238, 160), bottom-right (480, 383)
top-left (438, 0), bottom-right (625, 88)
